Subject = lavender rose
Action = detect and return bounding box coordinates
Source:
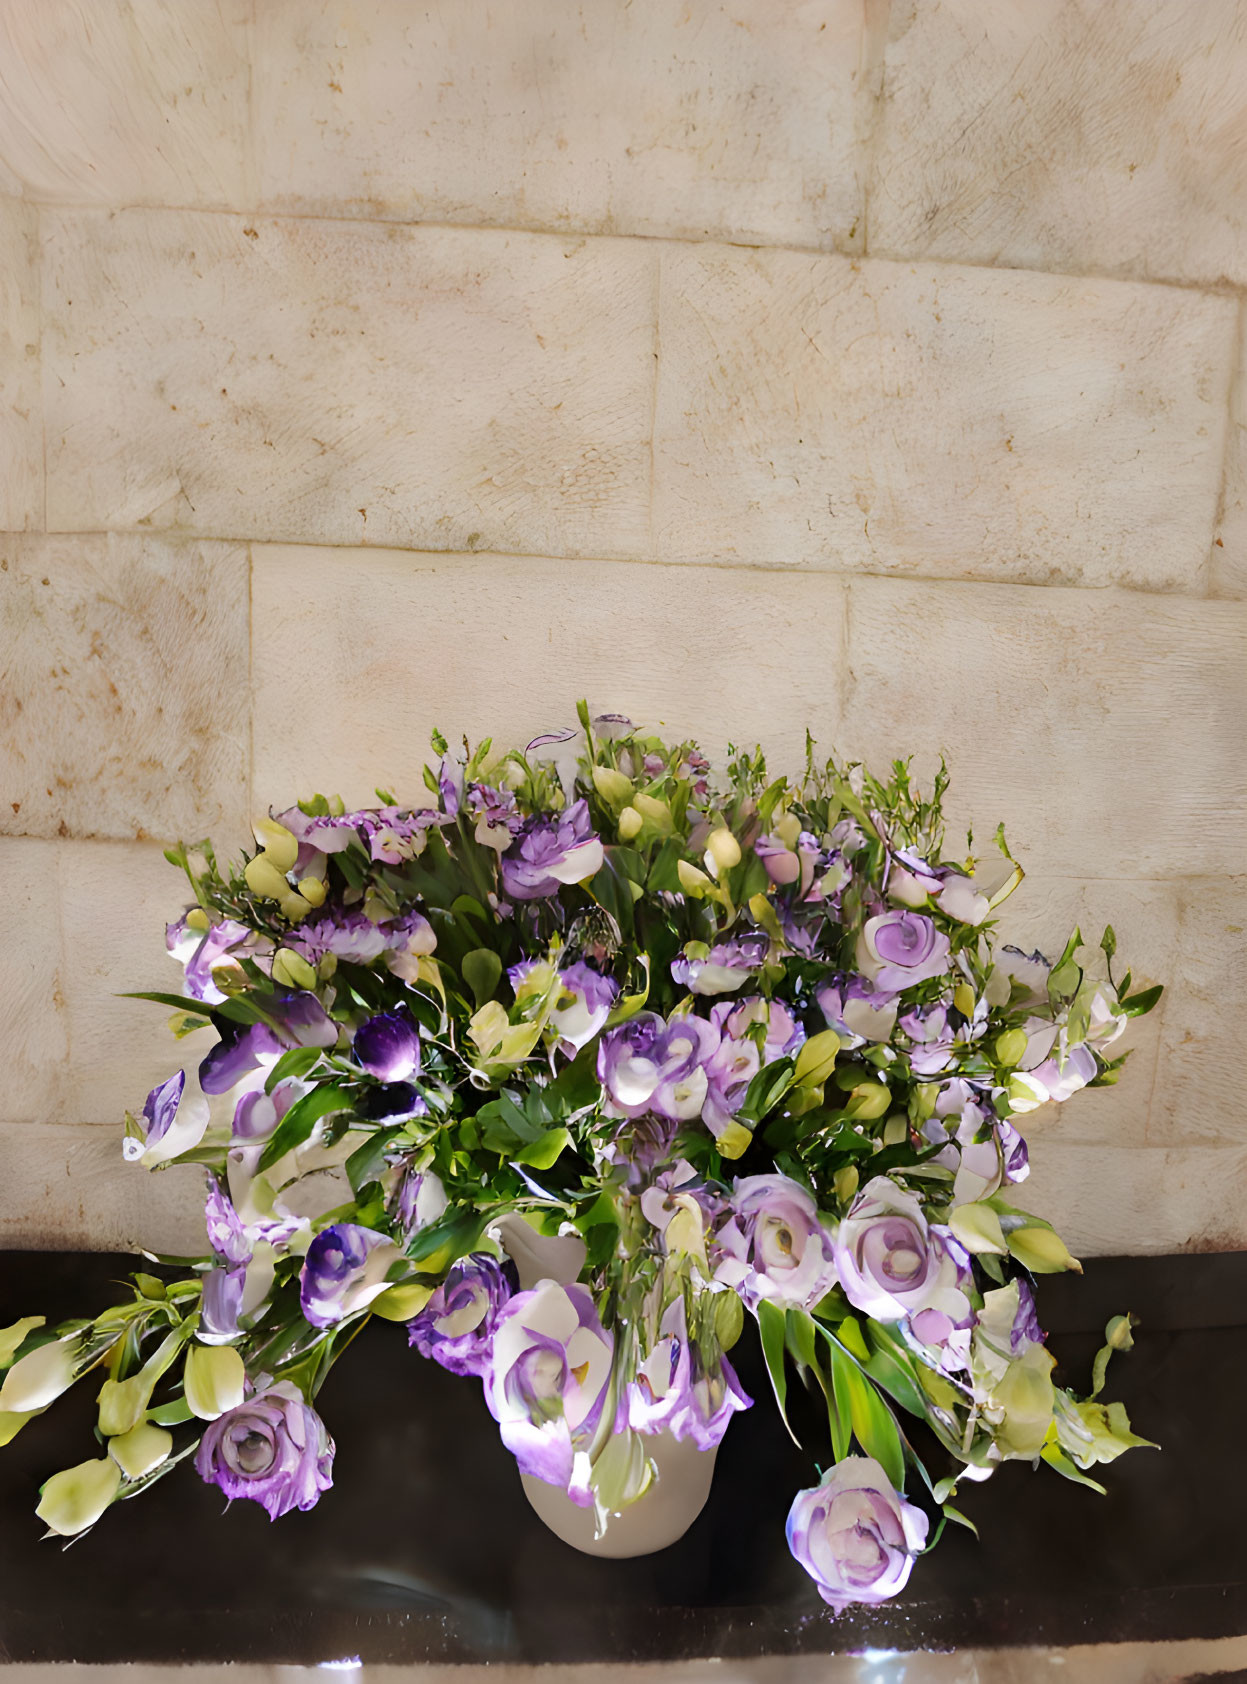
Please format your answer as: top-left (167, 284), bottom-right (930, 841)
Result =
top-left (834, 1176), bottom-right (970, 1331)
top-left (194, 1382), bottom-right (334, 1520)
top-left (857, 911), bottom-right (951, 992)
top-left (816, 975), bottom-right (898, 1047)
top-left (624, 1299), bottom-right (751, 1451)
top-left (299, 1223), bottom-right (399, 1327)
top-left (670, 932), bottom-right (769, 995)
top-left (713, 1174), bottom-right (839, 1312)
top-left (597, 1011), bottom-right (719, 1122)
top-left (500, 799), bottom-right (604, 900)
top-left (786, 1457), bottom-right (929, 1611)
top-left (408, 1253), bottom-right (518, 1378)
top-left (483, 1280), bottom-right (614, 1505)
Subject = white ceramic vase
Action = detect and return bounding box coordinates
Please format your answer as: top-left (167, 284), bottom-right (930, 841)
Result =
top-left (492, 1213), bottom-right (720, 1559)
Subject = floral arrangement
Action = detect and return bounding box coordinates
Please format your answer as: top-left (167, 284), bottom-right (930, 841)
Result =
top-left (0, 707), bottom-right (1160, 1611)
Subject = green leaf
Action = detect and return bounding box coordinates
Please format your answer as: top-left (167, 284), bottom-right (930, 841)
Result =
top-left (514, 1126), bottom-right (573, 1171)
top-left (756, 1299), bottom-right (799, 1447)
top-left (860, 1327), bottom-right (929, 1419)
top-left (258, 1083), bottom-right (354, 1172)
top-left (264, 1045), bottom-right (325, 1093)
top-left (1041, 1443), bottom-right (1107, 1494)
top-left (738, 1057), bottom-right (795, 1125)
top-left (462, 948), bottom-right (503, 1008)
top-left (1121, 983), bottom-right (1163, 1018)
top-left (842, 1362), bottom-right (906, 1491)
top-left (942, 1502), bottom-right (978, 1538)
top-left (345, 1126), bottom-right (405, 1197)
top-left (146, 1394), bottom-right (193, 1421)
top-left (784, 1308), bottom-right (819, 1371)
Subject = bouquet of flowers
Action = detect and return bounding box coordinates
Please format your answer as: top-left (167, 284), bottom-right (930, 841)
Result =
top-left (0, 706), bottom-right (1160, 1610)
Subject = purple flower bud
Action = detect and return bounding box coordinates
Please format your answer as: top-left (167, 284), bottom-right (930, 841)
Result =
top-left (204, 1175), bottom-right (251, 1265)
top-left (134, 1071), bottom-right (185, 1154)
top-left (500, 799), bottom-right (604, 900)
top-left (353, 1005), bottom-right (421, 1082)
top-left (200, 1265), bottom-right (245, 1341)
top-left (786, 1458), bottom-right (929, 1611)
top-left (408, 1253), bottom-right (518, 1377)
top-left (195, 1382), bottom-right (334, 1520)
top-left (299, 1223), bottom-right (398, 1327)
top-left (200, 992), bottom-right (336, 1096)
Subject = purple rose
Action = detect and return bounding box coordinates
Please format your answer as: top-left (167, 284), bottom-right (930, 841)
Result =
top-left (834, 1176), bottom-right (971, 1329)
top-left (199, 991), bottom-right (336, 1096)
top-left (899, 1000), bottom-right (955, 1077)
top-left (484, 1280), bottom-right (614, 1505)
top-left (816, 975), bottom-right (898, 1047)
top-left (718, 995), bottom-right (805, 1066)
top-left (353, 1005), bottom-right (421, 1082)
top-left (394, 1167), bottom-right (448, 1236)
top-left (670, 932), bottom-right (768, 995)
top-left (299, 1223), bottom-right (399, 1327)
top-left (699, 1007), bottom-right (761, 1141)
top-left (500, 799), bottom-right (604, 900)
top-left (195, 1382), bottom-right (334, 1520)
top-left (166, 916), bottom-right (254, 1004)
top-left (713, 1174), bottom-right (839, 1312)
top-left (364, 805), bottom-right (448, 865)
top-left (597, 1011), bottom-right (718, 1123)
top-left (857, 910), bottom-right (950, 991)
top-left (276, 805), bottom-right (367, 854)
top-left (509, 958), bottom-right (619, 1053)
top-left (624, 1298), bottom-right (751, 1451)
top-left (408, 1253), bottom-right (518, 1377)
top-left (786, 1457), bottom-right (929, 1611)
top-left (467, 782), bottom-right (523, 853)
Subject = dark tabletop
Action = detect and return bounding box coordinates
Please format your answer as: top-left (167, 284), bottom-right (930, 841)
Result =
top-left (0, 1248), bottom-right (1244, 1665)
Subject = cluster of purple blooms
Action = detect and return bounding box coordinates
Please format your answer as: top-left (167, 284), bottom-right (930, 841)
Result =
top-left (56, 721), bottom-right (1147, 1612)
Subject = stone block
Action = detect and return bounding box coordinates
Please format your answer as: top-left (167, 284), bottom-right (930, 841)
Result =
top-left (0, 197), bottom-right (41, 530)
top-left (253, 0), bottom-right (874, 250)
top-left (250, 546), bottom-right (847, 809)
top-left (868, 0), bottom-right (1247, 290)
top-left (0, 0), bottom-right (252, 208)
top-left (653, 244), bottom-right (1234, 589)
top-left (43, 210), bottom-right (656, 559)
top-left (0, 1122), bottom-right (208, 1253)
top-left (839, 576), bottom-right (1247, 880)
top-left (0, 839), bottom-right (68, 1126)
top-left (0, 535), bottom-right (250, 844)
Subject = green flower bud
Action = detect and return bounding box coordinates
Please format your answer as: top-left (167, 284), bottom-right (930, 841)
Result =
top-left (184, 1343), bottom-right (246, 1422)
top-left (108, 1421), bottom-right (173, 1481)
top-left (36, 1457), bottom-right (122, 1536)
top-left (592, 766), bottom-right (634, 807)
top-left (617, 805), bottom-right (643, 840)
top-left (272, 948), bottom-right (318, 990)
top-left (0, 1336), bottom-right (79, 1413)
top-left (995, 1029), bottom-right (1028, 1068)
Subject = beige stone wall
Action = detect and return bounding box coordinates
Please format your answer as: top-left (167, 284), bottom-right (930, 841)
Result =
top-left (0, 0), bottom-right (1243, 1256)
